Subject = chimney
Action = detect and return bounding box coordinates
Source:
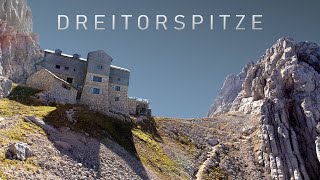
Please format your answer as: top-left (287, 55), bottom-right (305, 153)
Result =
top-left (55, 49), bottom-right (62, 55)
top-left (73, 54), bottom-right (81, 59)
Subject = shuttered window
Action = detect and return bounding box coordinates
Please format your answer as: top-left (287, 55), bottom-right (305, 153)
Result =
top-left (112, 86), bottom-right (121, 91)
top-left (91, 88), bottom-right (102, 95)
top-left (92, 76), bottom-right (103, 82)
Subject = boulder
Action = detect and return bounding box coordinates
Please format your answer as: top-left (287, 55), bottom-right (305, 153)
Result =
top-left (0, 76), bottom-right (12, 98)
top-left (207, 137), bottom-right (219, 146)
top-left (24, 116), bottom-right (58, 134)
top-left (7, 142), bottom-right (33, 161)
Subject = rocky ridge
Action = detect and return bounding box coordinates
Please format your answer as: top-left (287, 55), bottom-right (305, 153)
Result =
top-left (209, 38), bottom-right (320, 179)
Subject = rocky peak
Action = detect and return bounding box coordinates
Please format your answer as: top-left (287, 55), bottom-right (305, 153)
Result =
top-left (0, 0), bottom-right (43, 84)
top-left (209, 37), bottom-right (320, 116)
top-left (0, 0), bottom-right (32, 34)
top-left (208, 37), bottom-right (320, 179)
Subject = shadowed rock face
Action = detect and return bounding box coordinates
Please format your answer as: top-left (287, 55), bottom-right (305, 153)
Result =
top-left (209, 38), bottom-right (320, 179)
top-left (0, 0), bottom-right (43, 83)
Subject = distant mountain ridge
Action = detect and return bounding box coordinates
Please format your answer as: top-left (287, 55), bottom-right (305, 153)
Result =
top-left (209, 37), bottom-right (320, 179)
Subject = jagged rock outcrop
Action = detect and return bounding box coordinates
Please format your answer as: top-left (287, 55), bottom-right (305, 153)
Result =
top-left (208, 38), bottom-right (320, 179)
top-left (207, 63), bottom-right (252, 116)
top-left (0, 0), bottom-right (43, 83)
top-left (0, 75), bottom-right (12, 98)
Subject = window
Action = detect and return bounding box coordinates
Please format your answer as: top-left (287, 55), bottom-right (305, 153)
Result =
top-left (65, 67), bottom-right (69, 70)
top-left (117, 78), bottom-right (121, 81)
top-left (55, 65), bottom-right (61, 69)
top-left (97, 65), bottom-right (103, 70)
top-left (92, 76), bottom-right (102, 82)
top-left (115, 97), bottom-right (120, 101)
top-left (66, 77), bottom-right (73, 83)
top-left (73, 69), bottom-right (76, 72)
top-left (91, 88), bottom-right (101, 95)
top-left (112, 86), bottom-right (121, 91)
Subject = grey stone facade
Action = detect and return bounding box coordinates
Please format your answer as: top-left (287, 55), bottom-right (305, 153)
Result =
top-left (26, 49), bottom-right (151, 116)
top-left (128, 97), bottom-right (151, 116)
top-left (26, 68), bottom-right (77, 104)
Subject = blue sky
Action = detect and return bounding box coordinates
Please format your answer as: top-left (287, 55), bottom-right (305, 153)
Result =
top-left (28, 0), bottom-right (320, 118)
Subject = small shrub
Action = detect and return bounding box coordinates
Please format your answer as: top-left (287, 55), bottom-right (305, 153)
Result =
top-left (8, 84), bottom-right (42, 105)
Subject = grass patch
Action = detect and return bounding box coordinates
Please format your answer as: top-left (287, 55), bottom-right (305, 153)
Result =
top-left (0, 98), bottom-right (56, 119)
top-left (203, 166), bottom-right (228, 180)
top-left (8, 84), bottom-right (42, 106)
top-left (0, 120), bottom-right (46, 142)
top-left (0, 84), bottom-right (55, 118)
top-left (2, 84), bottom-right (136, 154)
top-left (0, 170), bottom-right (9, 180)
top-left (43, 105), bottom-right (136, 154)
top-left (1, 84), bottom-right (186, 178)
top-left (174, 135), bottom-right (197, 153)
top-left (0, 119), bottom-right (43, 175)
top-left (132, 128), bottom-right (184, 179)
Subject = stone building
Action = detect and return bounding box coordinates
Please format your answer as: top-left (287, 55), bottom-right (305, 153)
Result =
top-left (26, 49), bottom-right (150, 116)
top-left (128, 97), bottom-right (152, 116)
top-left (27, 68), bottom-right (78, 104)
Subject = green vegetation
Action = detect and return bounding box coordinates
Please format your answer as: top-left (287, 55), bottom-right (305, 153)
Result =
top-left (0, 84), bottom-right (189, 179)
top-left (203, 167), bottom-right (228, 180)
top-left (0, 170), bottom-right (8, 180)
top-left (44, 104), bottom-right (136, 154)
top-left (8, 84), bottom-right (42, 105)
top-left (0, 84), bottom-right (56, 118)
top-left (1, 84), bottom-right (135, 153)
top-left (132, 128), bottom-right (183, 179)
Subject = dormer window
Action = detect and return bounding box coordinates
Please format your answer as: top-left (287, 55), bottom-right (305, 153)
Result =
top-left (55, 65), bottom-right (61, 69)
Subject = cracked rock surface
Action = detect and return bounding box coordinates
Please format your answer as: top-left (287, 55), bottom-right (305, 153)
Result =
top-left (0, 0), bottom-right (43, 83)
top-left (209, 38), bottom-right (320, 179)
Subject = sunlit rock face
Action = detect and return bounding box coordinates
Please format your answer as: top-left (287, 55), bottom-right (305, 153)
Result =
top-left (0, 0), bottom-right (43, 83)
top-left (209, 38), bottom-right (320, 179)
top-left (0, 0), bottom-right (32, 33)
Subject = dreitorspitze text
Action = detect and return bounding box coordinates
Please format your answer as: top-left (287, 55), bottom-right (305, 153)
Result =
top-left (58, 14), bottom-right (263, 31)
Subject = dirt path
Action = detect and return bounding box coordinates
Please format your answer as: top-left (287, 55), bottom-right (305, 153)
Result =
top-left (195, 145), bottom-right (219, 180)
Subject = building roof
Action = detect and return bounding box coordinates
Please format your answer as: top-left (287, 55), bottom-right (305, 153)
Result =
top-left (38, 68), bottom-right (76, 89)
top-left (44, 49), bottom-right (87, 61)
top-left (110, 65), bottom-right (130, 72)
top-left (44, 49), bottom-right (130, 72)
top-left (129, 97), bottom-right (149, 103)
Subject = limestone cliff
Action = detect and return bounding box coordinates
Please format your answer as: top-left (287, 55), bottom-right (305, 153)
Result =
top-left (208, 38), bottom-right (320, 179)
top-left (0, 0), bottom-right (43, 83)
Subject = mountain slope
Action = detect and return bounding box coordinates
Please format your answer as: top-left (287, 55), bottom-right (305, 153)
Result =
top-left (0, 85), bottom-right (270, 180)
top-left (209, 38), bottom-right (320, 179)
